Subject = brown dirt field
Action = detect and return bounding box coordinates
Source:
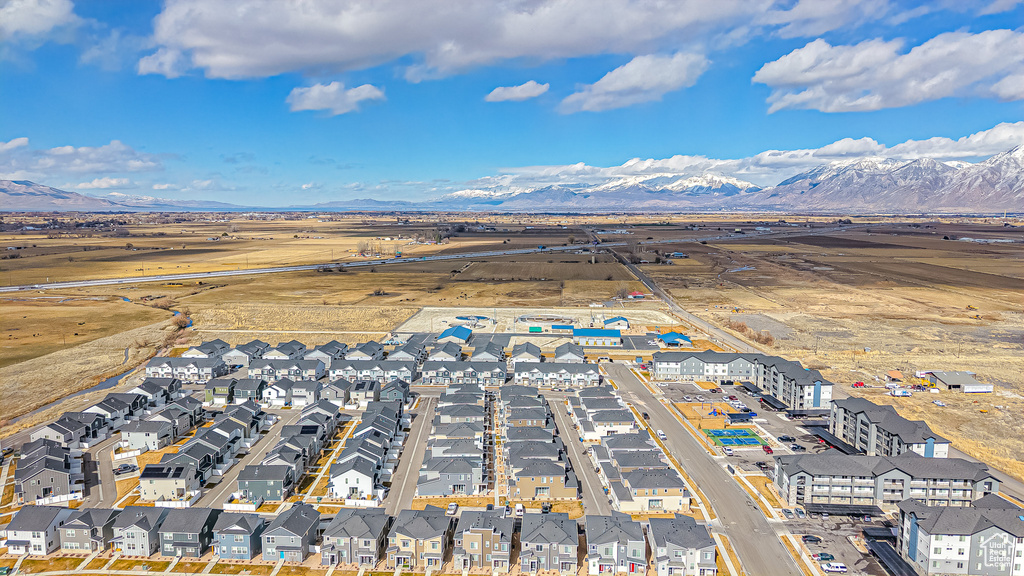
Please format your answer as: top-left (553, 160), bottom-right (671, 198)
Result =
top-left (748, 475), bottom-right (782, 508)
top-left (458, 261), bottom-right (632, 282)
top-left (85, 557), bottom-right (109, 570)
top-left (505, 499), bottom-right (584, 518)
top-left (0, 297), bottom-right (171, 367)
top-left (191, 303), bottom-right (416, 334)
top-left (116, 477), bottom-right (140, 498)
top-left (0, 318), bottom-right (172, 427)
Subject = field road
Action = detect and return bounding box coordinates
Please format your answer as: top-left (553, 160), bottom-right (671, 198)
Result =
top-left (0, 226), bottom-right (849, 292)
top-left (384, 396), bottom-right (435, 515)
top-left (604, 362), bottom-right (802, 576)
top-left (547, 397), bottom-right (611, 515)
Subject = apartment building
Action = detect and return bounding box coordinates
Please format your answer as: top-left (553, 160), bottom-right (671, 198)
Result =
top-left (830, 397), bottom-right (951, 458)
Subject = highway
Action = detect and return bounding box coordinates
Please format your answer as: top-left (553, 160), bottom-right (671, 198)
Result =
top-left (604, 362), bottom-right (802, 576)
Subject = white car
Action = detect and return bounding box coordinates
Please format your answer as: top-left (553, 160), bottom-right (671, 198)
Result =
top-left (723, 447), bottom-right (734, 456)
top-left (933, 400), bottom-right (946, 407)
top-left (656, 430), bottom-right (667, 440)
top-left (446, 503), bottom-right (458, 516)
top-left (821, 563), bottom-right (848, 573)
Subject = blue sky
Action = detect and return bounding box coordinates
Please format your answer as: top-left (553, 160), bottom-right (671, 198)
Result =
top-left (1, 0), bottom-right (1023, 205)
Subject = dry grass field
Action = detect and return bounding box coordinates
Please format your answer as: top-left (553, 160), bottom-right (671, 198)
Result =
top-left (0, 296), bottom-right (171, 367)
top-left (644, 221), bottom-right (1024, 480)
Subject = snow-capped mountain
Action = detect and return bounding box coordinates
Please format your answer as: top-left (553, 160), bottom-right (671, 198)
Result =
top-left (0, 180), bottom-right (122, 211)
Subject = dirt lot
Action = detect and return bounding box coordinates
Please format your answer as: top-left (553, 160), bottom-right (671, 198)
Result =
top-left (644, 222), bottom-right (1024, 481)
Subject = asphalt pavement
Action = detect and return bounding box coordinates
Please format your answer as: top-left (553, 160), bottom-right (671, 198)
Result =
top-left (604, 362), bottom-right (802, 576)
top-left (82, 435), bottom-right (121, 508)
top-left (384, 396), bottom-right (434, 515)
top-left (547, 397), bottom-right (611, 515)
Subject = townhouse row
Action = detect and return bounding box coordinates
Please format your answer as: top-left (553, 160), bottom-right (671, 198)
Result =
top-left (3, 504), bottom-right (718, 576)
top-left (417, 384), bottom-right (493, 497)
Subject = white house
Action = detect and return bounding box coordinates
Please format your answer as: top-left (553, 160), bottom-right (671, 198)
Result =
top-left (4, 506), bottom-right (75, 555)
top-left (328, 458), bottom-right (379, 500)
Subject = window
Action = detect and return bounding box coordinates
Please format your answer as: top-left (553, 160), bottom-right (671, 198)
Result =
top-left (234, 535), bottom-right (244, 542)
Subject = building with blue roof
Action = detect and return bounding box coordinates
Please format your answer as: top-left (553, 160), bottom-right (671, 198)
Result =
top-left (656, 332), bottom-right (693, 348)
top-left (572, 329), bottom-right (621, 347)
top-left (603, 317), bottom-right (630, 329)
top-left (437, 325), bottom-right (473, 344)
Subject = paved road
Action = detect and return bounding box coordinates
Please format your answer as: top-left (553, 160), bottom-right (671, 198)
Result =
top-left (547, 398), bottom-right (611, 515)
top-left (384, 397), bottom-right (434, 515)
top-left (82, 435), bottom-right (121, 508)
top-left (604, 363), bottom-right (801, 576)
top-left (197, 408), bottom-right (304, 508)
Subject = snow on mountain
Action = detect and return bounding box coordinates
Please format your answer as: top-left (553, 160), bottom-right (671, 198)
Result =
top-left (0, 180), bottom-right (122, 211)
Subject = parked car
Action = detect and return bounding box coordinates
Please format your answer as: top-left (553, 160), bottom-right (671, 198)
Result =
top-left (446, 503), bottom-right (459, 516)
top-left (778, 435), bottom-right (796, 442)
top-left (515, 504), bottom-right (525, 517)
top-left (762, 445), bottom-right (774, 454)
top-left (683, 395), bottom-right (693, 402)
top-left (755, 461), bottom-right (770, 470)
top-left (642, 412), bottom-right (650, 420)
top-left (782, 509), bottom-right (795, 519)
top-left (933, 400), bottom-right (946, 407)
top-left (821, 563), bottom-right (848, 573)
top-left (812, 553), bottom-right (834, 562)
top-left (656, 430), bottom-right (667, 440)
top-left (114, 464), bottom-right (138, 476)
top-left (727, 395), bottom-right (739, 401)
top-left (790, 444), bottom-right (806, 452)
top-left (802, 535), bottom-right (822, 544)
top-left (723, 447), bottom-right (734, 456)
top-left (504, 505), bottom-right (512, 517)
top-left (541, 503), bottom-right (552, 514)
top-left (795, 508), bottom-right (806, 519)
top-left (852, 381), bottom-right (865, 388)
top-left (863, 515), bottom-right (873, 523)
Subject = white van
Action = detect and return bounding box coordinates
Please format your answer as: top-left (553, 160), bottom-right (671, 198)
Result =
top-left (515, 503), bottom-right (525, 517)
top-left (656, 430), bottom-right (667, 441)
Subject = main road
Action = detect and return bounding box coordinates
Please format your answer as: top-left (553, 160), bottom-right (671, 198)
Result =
top-left (384, 396), bottom-right (435, 515)
top-left (604, 363), bottom-right (802, 576)
top-left (547, 398), bottom-right (611, 515)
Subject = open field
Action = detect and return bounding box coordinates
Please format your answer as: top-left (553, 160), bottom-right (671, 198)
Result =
top-left (0, 296), bottom-right (171, 367)
top-left (644, 221), bottom-right (1024, 480)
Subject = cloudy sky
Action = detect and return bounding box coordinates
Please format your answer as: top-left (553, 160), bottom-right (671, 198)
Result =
top-left (1, 0), bottom-right (1022, 204)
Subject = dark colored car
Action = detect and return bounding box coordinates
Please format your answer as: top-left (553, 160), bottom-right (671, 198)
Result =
top-left (541, 503), bottom-right (552, 514)
top-left (778, 435), bottom-right (796, 442)
top-left (813, 553), bottom-right (835, 562)
top-left (802, 535), bottom-right (823, 544)
top-left (114, 464), bottom-right (138, 475)
top-left (790, 444), bottom-right (807, 452)
top-left (642, 412), bottom-right (650, 420)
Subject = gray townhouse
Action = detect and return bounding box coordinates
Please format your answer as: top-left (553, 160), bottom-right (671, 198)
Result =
top-left (60, 508), bottom-right (121, 553)
top-left (554, 342), bottom-right (586, 363)
top-left (323, 378), bottom-right (353, 406)
top-left (222, 339), bottom-right (270, 368)
top-left (158, 507), bottom-right (220, 558)
top-left (233, 378), bottom-right (268, 403)
top-left (321, 508), bottom-right (392, 567)
top-left (129, 379), bottom-right (173, 408)
top-left (510, 342), bottom-right (543, 366)
top-left (349, 379), bottom-right (381, 406)
top-left (647, 514), bottom-right (718, 576)
top-left (146, 407), bottom-right (192, 441)
top-left (14, 438), bottom-right (81, 504)
top-left (417, 457), bottom-right (486, 496)
top-left (427, 342), bottom-right (463, 362)
top-left (515, 362), bottom-right (601, 388)
top-left (145, 357), bottom-right (229, 384)
top-left (519, 512), bottom-right (580, 575)
top-left (291, 379), bottom-right (323, 407)
top-left (897, 495), bottom-right (1024, 576)
top-left (237, 464), bottom-right (295, 503)
top-left (506, 426), bottom-right (556, 444)
top-left (830, 397), bottom-right (951, 458)
top-left (470, 342), bottom-right (505, 362)
top-left (29, 414), bottom-right (89, 449)
top-left (263, 340), bottom-right (307, 360)
top-left (213, 513), bottom-right (266, 560)
top-left (435, 403), bottom-right (487, 425)
top-left (83, 396), bottom-right (131, 430)
top-left (774, 450), bottom-right (1000, 510)
top-left (453, 510), bottom-right (514, 571)
top-left (329, 360), bottom-right (418, 384)
top-left (585, 512), bottom-right (647, 575)
top-left (421, 361), bottom-right (507, 385)
top-left (304, 340), bottom-right (349, 369)
top-left (388, 342), bottom-right (426, 362)
top-left (182, 339), bottom-right (231, 359)
top-left (346, 341), bottom-right (385, 360)
top-left (113, 506), bottom-right (169, 556)
top-left (261, 503), bottom-right (320, 562)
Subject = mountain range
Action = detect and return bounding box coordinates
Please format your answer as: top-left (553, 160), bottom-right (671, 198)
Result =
top-left (2, 145), bottom-right (1022, 213)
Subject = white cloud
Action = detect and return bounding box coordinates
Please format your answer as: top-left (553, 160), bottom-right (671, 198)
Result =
top-left (753, 30), bottom-right (1024, 112)
top-left (152, 183), bottom-right (177, 190)
top-left (137, 47), bottom-right (188, 78)
top-left (0, 139), bottom-right (163, 181)
top-left (0, 0), bottom-right (77, 41)
top-left (0, 137), bottom-right (29, 153)
top-left (485, 80), bottom-right (549, 102)
top-left (138, 0), bottom-right (932, 80)
top-left (286, 82), bottom-right (385, 116)
top-left (560, 53), bottom-right (708, 113)
top-left (457, 121), bottom-right (1024, 191)
top-left (75, 177), bottom-right (134, 189)
top-left (978, 0), bottom-right (1023, 15)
